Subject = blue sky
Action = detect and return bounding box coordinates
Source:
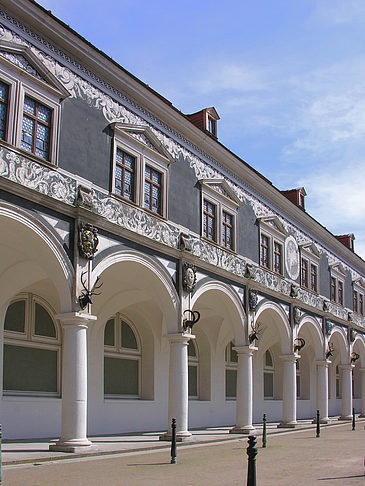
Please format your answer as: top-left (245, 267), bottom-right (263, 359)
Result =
top-left (37, 0), bottom-right (365, 259)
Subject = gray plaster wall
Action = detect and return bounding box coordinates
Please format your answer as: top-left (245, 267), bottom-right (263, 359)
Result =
top-left (58, 97), bottom-right (112, 190)
top-left (168, 154), bottom-right (200, 234)
top-left (237, 202), bottom-right (259, 263)
top-left (319, 254), bottom-right (330, 299)
top-left (345, 271), bottom-right (353, 309)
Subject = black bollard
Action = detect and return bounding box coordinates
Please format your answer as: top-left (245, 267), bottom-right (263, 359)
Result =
top-left (352, 408), bottom-right (356, 431)
top-left (262, 413), bottom-right (267, 448)
top-left (170, 418), bottom-right (177, 464)
top-left (316, 410), bottom-right (320, 438)
top-left (246, 435), bottom-right (258, 486)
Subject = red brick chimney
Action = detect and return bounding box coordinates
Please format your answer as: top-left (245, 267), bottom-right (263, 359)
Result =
top-left (281, 187), bottom-right (306, 210)
top-left (335, 234), bottom-right (355, 252)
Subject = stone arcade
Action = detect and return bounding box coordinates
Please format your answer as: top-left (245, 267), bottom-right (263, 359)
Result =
top-left (0, 0), bottom-right (364, 451)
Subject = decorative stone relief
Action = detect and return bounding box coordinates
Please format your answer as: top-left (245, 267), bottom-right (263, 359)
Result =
top-left (293, 306), bottom-right (302, 325)
top-left (182, 262), bottom-right (197, 293)
top-left (248, 289), bottom-right (258, 311)
top-left (348, 327), bottom-right (356, 343)
top-left (77, 185), bottom-right (93, 210)
top-left (78, 222), bottom-right (99, 260)
top-left (0, 50), bottom-right (43, 79)
top-left (179, 233), bottom-right (192, 252)
top-left (285, 235), bottom-right (300, 280)
top-left (290, 284), bottom-right (299, 298)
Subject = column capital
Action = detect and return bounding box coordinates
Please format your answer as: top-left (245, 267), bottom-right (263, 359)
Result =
top-left (166, 332), bottom-right (195, 345)
top-left (233, 345), bottom-right (258, 356)
top-left (316, 360), bottom-right (331, 368)
top-left (339, 363), bottom-right (355, 371)
top-left (280, 354), bottom-right (299, 363)
top-left (55, 312), bottom-right (97, 328)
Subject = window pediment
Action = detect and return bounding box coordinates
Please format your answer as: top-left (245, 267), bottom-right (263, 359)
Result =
top-left (258, 216), bottom-right (288, 237)
top-left (353, 278), bottom-right (365, 290)
top-left (330, 262), bottom-right (347, 278)
top-left (0, 41), bottom-right (70, 99)
top-left (110, 122), bottom-right (174, 164)
top-left (199, 178), bottom-right (241, 208)
top-left (300, 242), bottom-right (321, 260)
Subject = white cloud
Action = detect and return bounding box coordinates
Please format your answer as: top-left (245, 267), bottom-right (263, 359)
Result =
top-left (313, 0), bottom-right (365, 25)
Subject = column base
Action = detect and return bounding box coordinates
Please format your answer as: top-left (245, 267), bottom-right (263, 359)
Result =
top-left (311, 417), bottom-right (332, 424)
top-left (359, 414), bottom-right (365, 418)
top-left (277, 421), bottom-right (297, 428)
top-left (230, 425), bottom-right (256, 435)
top-left (159, 431), bottom-right (193, 442)
top-left (49, 438), bottom-right (94, 453)
top-left (339, 415), bottom-right (352, 421)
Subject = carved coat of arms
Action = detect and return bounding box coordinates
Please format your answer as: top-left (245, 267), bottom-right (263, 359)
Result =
top-left (182, 262), bottom-right (197, 293)
top-left (78, 223), bottom-right (99, 260)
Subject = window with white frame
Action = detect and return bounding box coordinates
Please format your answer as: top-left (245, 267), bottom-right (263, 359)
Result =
top-left (110, 123), bottom-right (172, 218)
top-left (3, 293), bottom-right (61, 396)
top-left (225, 341), bottom-right (238, 398)
top-left (330, 264), bottom-right (346, 306)
top-left (296, 360), bottom-right (301, 398)
top-left (258, 217), bottom-right (287, 275)
top-left (188, 340), bottom-right (199, 398)
top-left (263, 349), bottom-right (274, 399)
top-left (0, 41), bottom-right (69, 164)
top-left (300, 243), bottom-right (320, 293)
top-left (352, 279), bottom-right (365, 316)
top-left (335, 365), bottom-right (341, 399)
top-left (200, 179), bottom-right (241, 251)
top-left (104, 315), bottom-right (141, 397)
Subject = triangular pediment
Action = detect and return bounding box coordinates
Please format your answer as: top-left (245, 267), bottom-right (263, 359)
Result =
top-left (0, 40), bottom-right (70, 99)
top-left (258, 216), bottom-right (288, 236)
top-left (300, 242), bottom-right (321, 258)
top-left (330, 262), bottom-right (347, 277)
top-left (110, 122), bottom-right (174, 163)
top-left (353, 277), bottom-right (365, 290)
top-left (199, 178), bottom-right (241, 206)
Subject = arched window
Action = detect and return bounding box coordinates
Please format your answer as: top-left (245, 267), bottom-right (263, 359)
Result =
top-left (225, 341), bottom-right (238, 399)
top-left (104, 314), bottom-right (141, 397)
top-left (188, 340), bottom-right (199, 399)
top-left (264, 350), bottom-right (274, 399)
top-left (3, 294), bottom-right (60, 396)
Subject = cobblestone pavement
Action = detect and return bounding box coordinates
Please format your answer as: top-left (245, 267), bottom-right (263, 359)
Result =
top-left (3, 422), bottom-right (365, 485)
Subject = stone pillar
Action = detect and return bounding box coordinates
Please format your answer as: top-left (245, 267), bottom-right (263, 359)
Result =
top-left (359, 368), bottom-right (365, 417)
top-left (278, 354), bottom-right (298, 428)
top-left (316, 360), bottom-right (331, 423)
top-left (160, 332), bottom-right (193, 441)
top-left (230, 346), bottom-right (257, 434)
top-left (50, 312), bottom-right (96, 452)
top-left (340, 364), bottom-right (354, 420)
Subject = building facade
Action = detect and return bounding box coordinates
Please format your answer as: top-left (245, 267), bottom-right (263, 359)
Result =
top-left (0, 0), bottom-right (364, 451)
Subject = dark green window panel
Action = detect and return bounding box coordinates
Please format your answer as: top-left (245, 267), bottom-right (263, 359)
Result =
top-left (104, 319), bottom-right (115, 346)
top-left (34, 303), bottom-right (56, 338)
top-left (188, 340), bottom-right (196, 357)
top-left (104, 357), bottom-right (139, 395)
top-left (4, 300), bottom-right (25, 333)
top-left (225, 369), bottom-right (237, 398)
top-left (188, 365), bottom-right (198, 397)
top-left (121, 321), bottom-right (137, 349)
top-left (3, 344), bottom-right (58, 392)
top-left (264, 372), bottom-right (274, 398)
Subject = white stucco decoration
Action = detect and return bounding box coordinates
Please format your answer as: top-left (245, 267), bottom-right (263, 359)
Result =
top-left (285, 235), bottom-right (300, 280)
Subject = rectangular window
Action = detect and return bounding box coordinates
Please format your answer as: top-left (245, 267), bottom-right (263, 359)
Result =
top-left (310, 264), bottom-right (317, 292)
top-left (273, 241), bottom-right (282, 274)
top-left (360, 294), bottom-right (364, 315)
top-left (0, 80), bottom-right (9, 140)
top-left (144, 165), bottom-right (162, 214)
top-left (203, 199), bottom-right (216, 241)
top-left (260, 234), bottom-right (270, 269)
top-left (338, 281), bottom-right (344, 306)
top-left (104, 357), bottom-right (139, 396)
top-left (115, 149), bottom-right (135, 201)
top-left (225, 369), bottom-right (237, 398)
top-left (353, 290), bottom-right (358, 313)
top-left (330, 277), bottom-right (337, 302)
top-left (188, 365), bottom-right (198, 397)
top-left (21, 96), bottom-right (52, 160)
top-left (264, 372), bottom-right (274, 399)
top-left (222, 210), bottom-right (233, 249)
top-left (301, 258), bottom-right (309, 288)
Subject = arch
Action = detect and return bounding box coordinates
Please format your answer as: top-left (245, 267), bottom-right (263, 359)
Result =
top-left (92, 250), bottom-right (179, 334)
top-left (352, 335), bottom-right (365, 368)
top-left (0, 202), bottom-right (73, 312)
top-left (296, 315), bottom-right (324, 360)
top-left (191, 281), bottom-right (246, 346)
top-left (254, 300), bottom-right (291, 354)
top-left (328, 327), bottom-right (349, 363)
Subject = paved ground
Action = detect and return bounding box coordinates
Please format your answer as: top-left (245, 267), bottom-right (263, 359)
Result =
top-left (2, 419), bottom-right (365, 485)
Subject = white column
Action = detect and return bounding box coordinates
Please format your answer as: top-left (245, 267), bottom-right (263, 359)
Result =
top-left (50, 312), bottom-right (96, 452)
top-left (230, 346), bottom-right (257, 434)
top-left (278, 354), bottom-right (298, 428)
top-left (340, 364), bottom-right (354, 420)
top-left (316, 360), bottom-right (330, 423)
top-left (160, 332), bottom-right (193, 441)
top-left (359, 368), bottom-right (365, 417)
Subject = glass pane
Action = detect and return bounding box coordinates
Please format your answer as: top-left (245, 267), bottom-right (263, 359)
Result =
top-left (3, 344), bottom-right (58, 392)
top-left (225, 369), bottom-right (237, 398)
top-left (34, 303), bottom-right (56, 337)
top-left (230, 342), bottom-right (238, 363)
top-left (23, 97), bottom-right (35, 115)
top-left (37, 104), bottom-right (51, 123)
top-left (4, 300), bottom-right (26, 333)
top-left (264, 372), bottom-right (274, 398)
top-left (188, 365), bottom-right (198, 397)
top-left (104, 357), bottom-right (139, 395)
top-left (296, 375), bottom-right (301, 398)
top-left (121, 321), bottom-right (138, 349)
top-left (265, 350), bottom-right (273, 367)
top-left (104, 319), bottom-right (115, 346)
top-left (188, 340), bottom-right (196, 357)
